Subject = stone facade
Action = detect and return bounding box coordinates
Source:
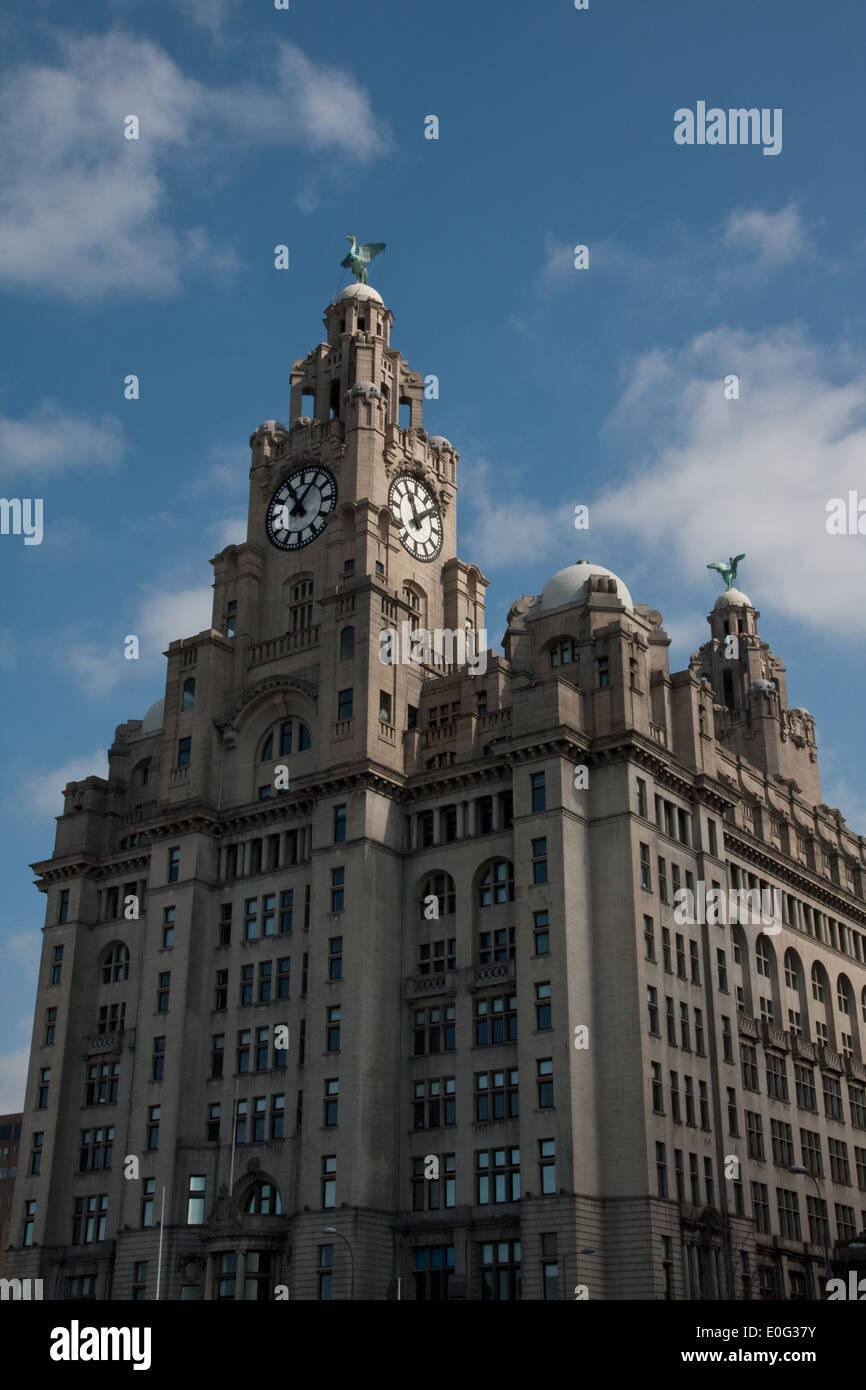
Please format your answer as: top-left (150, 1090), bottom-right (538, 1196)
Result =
top-left (5, 285), bottom-right (866, 1300)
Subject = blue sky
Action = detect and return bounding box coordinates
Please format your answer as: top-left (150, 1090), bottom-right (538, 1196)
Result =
top-left (2, 0), bottom-right (866, 1107)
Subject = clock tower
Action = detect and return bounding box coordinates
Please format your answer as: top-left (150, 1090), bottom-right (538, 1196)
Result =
top-left (211, 279), bottom-right (487, 780)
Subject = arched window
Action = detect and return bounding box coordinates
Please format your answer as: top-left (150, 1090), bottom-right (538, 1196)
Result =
top-left (756, 938), bottom-right (772, 978)
top-left (549, 639), bottom-right (580, 668)
top-left (290, 579), bottom-right (314, 632)
top-left (479, 861), bottom-right (515, 907)
top-left (182, 678), bottom-right (195, 711)
top-left (418, 872), bottom-right (456, 920)
top-left (102, 942), bottom-right (129, 985)
top-left (244, 1182), bottom-right (282, 1216)
top-left (260, 720), bottom-right (312, 763)
top-left (340, 626), bottom-right (355, 661)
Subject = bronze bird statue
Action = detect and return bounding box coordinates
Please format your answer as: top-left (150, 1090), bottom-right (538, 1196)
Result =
top-left (340, 235), bottom-right (386, 285)
top-left (707, 553), bottom-right (746, 589)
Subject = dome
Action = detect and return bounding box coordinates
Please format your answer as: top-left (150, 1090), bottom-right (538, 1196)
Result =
top-left (713, 587), bottom-right (752, 609)
top-left (139, 697), bottom-right (164, 734)
top-left (539, 560), bottom-right (634, 613)
top-left (334, 284), bottom-right (384, 305)
top-left (428, 435), bottom-right (453, 451)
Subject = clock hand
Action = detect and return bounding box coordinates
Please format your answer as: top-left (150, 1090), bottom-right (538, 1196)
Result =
top-left (414, 507), bottom-right (437, 523)
top-left (291, 480), bottom-right (316, 517)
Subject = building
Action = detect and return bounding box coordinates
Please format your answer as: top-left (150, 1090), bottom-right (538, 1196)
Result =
top-left (6, 280), bottom-right (866, 1301)
top-left (0, 1114), bottom-right (22, 1280)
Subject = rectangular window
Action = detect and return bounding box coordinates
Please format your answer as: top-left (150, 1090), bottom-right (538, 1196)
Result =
top-left (162, 905), bottom-right (175, 949)
top-left (662, 928), bottom-right (672, 973)
top-left (72, 1193), bottom-right (108, 1245)
top-left (539, 1139), bottom-right (556, 1194)
top-left (684, 1075), bottom-right (695, 1126)
top-left (535, 981), bottom-right (552, 1031)
top-left (746, 1111), bottom-right (765, 1162)
top-left (327, 1005), bottom-right (341, 1052)
top-left (640, 844), bottom-right (651, 891)
top-left (766, 1053), bottom-right (789, 1103)
top-left (800, 1128), bottom-right (823, 1177)
top-left (658, 858), bottom-right (668, 903)
top-left (168, 847), bottom-right (180, 883)
top-left (324, 1078), bottom-right (340, 1127)
top-left (824, 1074), bottom-right (844, 1122)
top-left (476, 1147), bottom-right (521, 1204)
top-left (79, 1126), bottom-right (115, 1172)
top-left (152, 1036), bottom-right (165, 1081)
top-left (58, 889), bottom-right (70, 924)
top-left (30, 1131), bottom-right (44, 1175)
top-left (141, 1178), bottom-right (155, 1228)
top-left (157, 971), bottom-right (171, 1012)
top-left (651, 1061), bottom-right (664, 1113)
top-left (333, 805), bottom-right (347, 843)
top-left (537, 1058), bottom-right (554, 1108)
top-left (533, 909), bottom-right (550, 955)
top-left (717, 948), bottom-right (728, 992)
top-left (50, 945), bottom-right (64, 985)
top-left (829, 1138), bottom-right (851, 1185)
top-left (689, 940), bottom-right (700, 985)
top-left (338, 689), bottom-right (353, 721)
top-left (474, 994), bottom-right (517, 1046)
top-left (475, 1069), bottom-right (518, 1122)
top-left (531, 773), bottom-right (546, 813)
top-left (647, 986), bottom-right (659, 1035)
top-left (644, 916), bottom-right (655, 961)
top-left (44, 1007), bottom-right (57, 1046)
top-left (795, 1063), bottom-right (817, 1112)
top-left (414, 1004), bottom-right (456, 1054)
top-left (636, 778), bottom-right (647, 818)
top-left (329, 937), bottom-right (343, 980)
top-left (187, 1175), bottom-right (206, 1226)
top-left (146, 1106), bottom-right (161, 1150)
top-left (722, 1016), bottom-right (733, 1063)
top-left (177, 737), bottom-right (191, 767)
top-left (751, 1182), bottom-right (770, 1235)
top-left (531, 837), bottom-right (548, 884)
top-left (666, 997), bottom-right (676, 1046)
top-left (707, 819), bottom-right (718, 856)
top-left (331, 866), bottom-right (345, 913)
top-left (770, 1118), bottom-right (795, 1168)
top-left (741, 1042), bottom-right (760, 1092)
top-left (776, 1188), bottom-right (801, 1242)
top-left (656, 1141), bottom-right (667, 1197)
top-left (411, 1154), bottom-right (456, 1211)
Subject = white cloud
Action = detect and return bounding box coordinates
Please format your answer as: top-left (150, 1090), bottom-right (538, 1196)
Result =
top-left (592, 325), bottom-right (866, 638)
top-left (540, 203), bottom-right (811, 295)
top-left (60, 583), bottom-right (214, 697)
top-left (210, 516), bottom-right (248, 548)
top-left (0, 32), bottom-right (389, 298)
top-left (460, 454), bottom-right (562, 572)
top-left (0, 403), bottom-right (123, 478)
top-left (722, 204), bottom-right (810, 273)
top-left (178, 0), bottom-right (233, 31)
top-left (0, 1047), bottom-right (29, 1113)
top-left (12, 747), bottom-right (109, 817)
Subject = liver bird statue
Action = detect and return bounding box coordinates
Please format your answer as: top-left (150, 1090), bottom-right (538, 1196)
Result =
top-left (707, 553), bottom-right (746, 588)
top-left (340, 235), bottom-right (386, 284)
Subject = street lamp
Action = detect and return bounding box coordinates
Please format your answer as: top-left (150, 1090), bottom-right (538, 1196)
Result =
top-left (560, 1247), bottom-right (596, 1300)
top-left (322, 1227), bottom-right (355, 1300)
top-left (788, 1165), bottom-right (831, 1286)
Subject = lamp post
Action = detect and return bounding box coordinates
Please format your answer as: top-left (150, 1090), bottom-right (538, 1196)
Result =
top-left (788, 1165), bottom-right (831, 1288)
top-left (560, 1247), bottom-right (596, 1300)
top-left (322, 1227), bottom-right (355, 1301)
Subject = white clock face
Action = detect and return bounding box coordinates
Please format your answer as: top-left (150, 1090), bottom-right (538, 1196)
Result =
top-left (266, 466), bottom-right (337, 550)
top-left (388, 473), bottom-right (443, 562)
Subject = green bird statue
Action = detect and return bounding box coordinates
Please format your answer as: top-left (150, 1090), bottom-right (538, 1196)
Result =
top-left (707, 553), bottom-right (746, 588)
top-left (340, 235), bottom-right (386, 285)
